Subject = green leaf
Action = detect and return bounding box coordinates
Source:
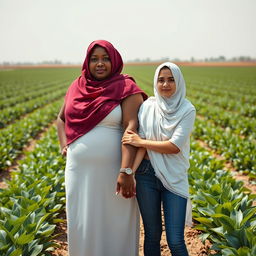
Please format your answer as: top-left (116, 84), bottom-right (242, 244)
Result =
top-left (251, 244), bottom-right (256, 256)
top-left (197, 206), bottom-right (215, 216)
top-left (30, 244), bottom-right (43, 256)
top-left (35, 213), bottom-right (50, 231)
top-left (0, 244), bottom-right (10, 251)
top-left (38, 224), bottom-right (55, 237)
top-left (245, 228), bottom-right (256, 247)
top-left (235, 210), bottom-right (243, 228)
top-left (210, 183), bottom-right (222, 194)
top-left (0, 230), bottom-right (7, 242)
top-left (204, 195), bottom-right (218, 205)
top-left (48, 204), bottom-right (62, 213)
top-left (9, 248), bottom-right (22, 256)
top-left (212, 213), bottom-right (235, 232)
top-left (222, 202), bottom-right (233, 214)
top-left (194, 217), bottom-right (213, 225)
top-left (27, 203), bottom-right (40, 212)
top-left (240, 195), bottom-right (249, 211)
top-left (16, 233), bottom-right (35, 245)
top-left (210, 226), bottom-right (225, 237)
top-left (10, 215), bottom-right (27, 227)
top-left (224, 234), bottom-right (241, 248)
top-left (237, 246), bottom-right (251, 255)
top-left (0, 207), bottom-right (12, 215)
top-left (0, 223), bottom-right (16, 244)
top-left (241, 208), bottom-right (256, 226)
top-left (221, 247), bottom-right (238, 256)
top-left (42, 241), bottom-right (60, 250)
top-left (199, 232), bottom-right (210, 242)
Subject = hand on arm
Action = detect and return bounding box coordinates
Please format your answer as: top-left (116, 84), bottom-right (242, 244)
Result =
top-left (56, 102), bottom-right (68, 156)
top-left (116, 94), bottom-right (143, 198)
top-left (122, 130), bottom-right (180, 154)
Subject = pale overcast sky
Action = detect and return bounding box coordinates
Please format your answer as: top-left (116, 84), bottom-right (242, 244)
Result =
top-left (0, 0), bottom-right (255, 63)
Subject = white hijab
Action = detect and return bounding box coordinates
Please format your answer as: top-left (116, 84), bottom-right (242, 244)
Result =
top-left (138, 62), bottom-right (195, 226)
top-left (153, 62), bottom-right (194, 132)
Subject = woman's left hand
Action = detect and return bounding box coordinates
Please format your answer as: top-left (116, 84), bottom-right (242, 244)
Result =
top-left (122, 130), bottom-right (143, 147)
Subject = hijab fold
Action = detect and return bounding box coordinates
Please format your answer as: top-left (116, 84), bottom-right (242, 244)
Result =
top-left (65, 40), bottom-right (147, 145)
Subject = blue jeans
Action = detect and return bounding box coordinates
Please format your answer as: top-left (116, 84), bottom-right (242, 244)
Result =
top-left (135, 159), bottom-right (188, 256)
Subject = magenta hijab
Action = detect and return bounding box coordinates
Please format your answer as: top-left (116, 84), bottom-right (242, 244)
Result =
top-left (65, 40), bottom-right (147, 145)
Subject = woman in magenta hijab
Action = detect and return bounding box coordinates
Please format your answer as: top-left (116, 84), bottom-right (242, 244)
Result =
top-left (57, 40), bottom-right (147, 256)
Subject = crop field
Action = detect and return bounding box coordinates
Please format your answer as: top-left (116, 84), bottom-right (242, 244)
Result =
top-left (0, 65), bottom-right (255, 255)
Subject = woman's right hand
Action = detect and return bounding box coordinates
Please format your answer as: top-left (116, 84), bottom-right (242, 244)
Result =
top-left (122, 130), bottom-right (143, 147)
top-left (61, 145), bottom-right (68, 156)
top-left (116, 173), bottom-right (136, 198)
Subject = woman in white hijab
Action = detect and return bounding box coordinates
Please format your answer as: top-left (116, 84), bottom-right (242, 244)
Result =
top-left (122, 62), bottom-right (195, 256)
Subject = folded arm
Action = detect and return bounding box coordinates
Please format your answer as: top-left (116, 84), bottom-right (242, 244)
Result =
top-left (122, 130), bottom-right (180, 154)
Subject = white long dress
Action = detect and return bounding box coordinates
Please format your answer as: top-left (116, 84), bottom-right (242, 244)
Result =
top-left (65, 105), bottom-right (140, 256)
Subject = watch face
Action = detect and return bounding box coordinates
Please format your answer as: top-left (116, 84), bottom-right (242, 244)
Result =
top-left (120, 168), bottom-right (133, 175)
top-left (125, 168), bottom-right (133, 175)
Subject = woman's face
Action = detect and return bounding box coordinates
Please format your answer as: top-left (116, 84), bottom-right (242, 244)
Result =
top-left (157, 68), bottom-right (176, 98)
top-left (89, 46), bottom-right (112, 80)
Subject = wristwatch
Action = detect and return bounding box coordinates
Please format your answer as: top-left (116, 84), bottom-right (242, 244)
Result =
top-left (120, 167), bottom-right (134, 175)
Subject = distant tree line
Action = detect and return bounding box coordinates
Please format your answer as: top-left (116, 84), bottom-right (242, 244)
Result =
top-left (1, 56), bottom-right (256, 66)
top-left (127, 56), bottom-right (256, 63)
top-left (192, 56), bottom-right (256, 62)
top-left (0, 59), bottom-right (69, 66)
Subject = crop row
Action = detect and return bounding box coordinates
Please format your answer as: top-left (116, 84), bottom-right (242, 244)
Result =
top-left (0, 126), bottom-right (66, 256)
top-left (0, 68), bottom-right (78, 101)
top-left (179, 66), bottom-right (256, 96)
top-left (0, 81), bottom-right (62, 101)
top-left (187, 81), bottom-right (256, 104)
top-left (194, 117), bottom-right (256, 178)
top-left (187, 89), bottom-right (256, 118)
top-left (186, 78), bottom-right (255, 100)
top-left (187, 79), bottom-right (255, 98)
top-left (124, 65), bottom-right (256, 97)
top-left (125, 65), bottom-right (256, 98)
top-left (191, 100), bottom-right (256, 139)
top-left (0, 81), bottom-right (68, 110)
top-left (0, 87), bottom-right (66, 128)
top-left (189, 140), bottom-right (256, 255)
top-left (0, 99), bottom-right (63, 171)
top-left (132, 74), bottom-right (256, 118)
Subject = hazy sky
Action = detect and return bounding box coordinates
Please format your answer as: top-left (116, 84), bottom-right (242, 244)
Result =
top-left (0, 0), bottom-right (255, 63)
